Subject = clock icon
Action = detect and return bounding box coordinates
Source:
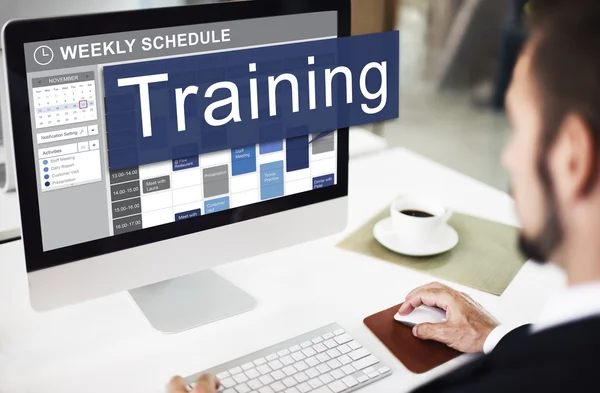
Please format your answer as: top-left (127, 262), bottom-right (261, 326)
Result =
top-left (33, 45), bottom-right (54, 66)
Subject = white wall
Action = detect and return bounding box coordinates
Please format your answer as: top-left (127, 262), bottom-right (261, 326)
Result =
top-left (0, 0), bottom-right (185, 27)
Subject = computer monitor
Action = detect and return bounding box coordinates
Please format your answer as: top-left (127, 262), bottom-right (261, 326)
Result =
top-left (2, 0), bottom-right (350, 332)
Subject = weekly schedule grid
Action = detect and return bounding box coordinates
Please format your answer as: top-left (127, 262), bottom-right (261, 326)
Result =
top-left (108, 132), bottom-right (337, 234)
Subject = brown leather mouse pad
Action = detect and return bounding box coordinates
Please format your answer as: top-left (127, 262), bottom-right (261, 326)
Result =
top-left (364, 303), bottom-right (461, 374)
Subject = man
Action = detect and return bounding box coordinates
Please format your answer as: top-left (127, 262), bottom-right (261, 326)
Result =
top-left (169, 0), bottom-right (600, 391)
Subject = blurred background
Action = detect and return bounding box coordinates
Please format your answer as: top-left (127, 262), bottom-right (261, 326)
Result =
top-left (0, 0), bottom-right (523, 193)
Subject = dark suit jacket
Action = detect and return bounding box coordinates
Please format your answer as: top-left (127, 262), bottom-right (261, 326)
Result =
top-left (411, 317), bottom-right (600, 393)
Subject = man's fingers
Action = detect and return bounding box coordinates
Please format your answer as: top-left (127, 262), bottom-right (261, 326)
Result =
top-left (402, 288), bottom-right (454, 315)
top-left (405, 282), bottom-right (449, 300)
top-left (400, 283), bottom-right (454, 314)
top-left (193, 374), bottom-right (220, 393)
top-left (412, 322), bottom-right (450, 344)
top-left (167, 376), bottom-right (189, 393)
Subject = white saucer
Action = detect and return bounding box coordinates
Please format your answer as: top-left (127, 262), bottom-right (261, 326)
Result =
top-left (373, 217), bottom-right (459, 257)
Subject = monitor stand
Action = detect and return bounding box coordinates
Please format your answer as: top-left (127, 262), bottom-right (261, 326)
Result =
top-left (128, 270), bottom-right (257, 333)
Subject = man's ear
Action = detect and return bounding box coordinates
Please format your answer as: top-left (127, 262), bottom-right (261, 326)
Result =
top-left (550, 114), bottom-right (596, 200)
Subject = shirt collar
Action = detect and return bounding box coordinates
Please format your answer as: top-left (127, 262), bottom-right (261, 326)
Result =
top-left (532, 282), bottom-right (600, 333)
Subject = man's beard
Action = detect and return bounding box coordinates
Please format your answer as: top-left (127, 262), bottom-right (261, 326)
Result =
top-left (518, 181), bottom-right (564, 264)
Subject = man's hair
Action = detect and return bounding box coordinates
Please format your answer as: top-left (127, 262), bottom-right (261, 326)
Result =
top-left (527, 0), bottom-right (600, 192)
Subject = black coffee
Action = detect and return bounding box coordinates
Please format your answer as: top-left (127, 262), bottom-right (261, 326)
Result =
top-left (400, 210), bottom-right (434, 218)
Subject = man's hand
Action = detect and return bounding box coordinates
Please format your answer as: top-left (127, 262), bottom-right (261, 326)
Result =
top-left (398, 282), bottom-right (500, 353)
top-left (167, 374), bottom-right (219, 393)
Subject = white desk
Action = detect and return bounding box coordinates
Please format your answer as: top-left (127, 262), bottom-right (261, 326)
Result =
top-left (0, 148), bottom-right (566, 393)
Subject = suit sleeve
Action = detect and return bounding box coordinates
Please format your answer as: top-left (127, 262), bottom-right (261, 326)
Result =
top-left (483, 324), bottom-right (530, 354)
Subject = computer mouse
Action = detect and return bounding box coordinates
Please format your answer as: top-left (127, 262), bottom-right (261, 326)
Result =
top-left (394, 305), bottom-right (447, 327)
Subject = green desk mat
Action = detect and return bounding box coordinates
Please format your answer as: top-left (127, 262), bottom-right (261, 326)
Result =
top-left (337, 205), bottom-right (526, 296)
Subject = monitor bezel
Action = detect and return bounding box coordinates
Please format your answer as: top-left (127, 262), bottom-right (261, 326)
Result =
top-left (3, 0), bottom-right (351, 273)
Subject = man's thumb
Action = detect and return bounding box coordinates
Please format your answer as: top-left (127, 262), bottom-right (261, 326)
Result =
top-left (412, 322), bottom-right (443, 341)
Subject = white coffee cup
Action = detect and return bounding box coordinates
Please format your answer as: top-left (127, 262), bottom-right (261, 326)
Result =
top-left (383, 196), bottom-right (452, 243)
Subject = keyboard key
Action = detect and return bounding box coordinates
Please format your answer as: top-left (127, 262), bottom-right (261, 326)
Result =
top-left (314, 343), bottom-right (328, 353)
top-left (217, 371), bottom-right (231, 380)
top-left (259, 375), bottom-right (275, 385)
top-left (301, 341), bottom-right (312, 349)
top-left (280, 356), bottom-right (294, 366)
top-left (297, 382), bottom-right (311, 393)
top-left (306, 368), bottom-right (320, 378)
top-left (341, 365), bottom-right (356, 375)
top-left (259, 387), bottom-right (275, 393)
top-left (230, 367), bottom-right (243, 375)
top-left (338, 355), bottom-right (351, 365)
top-left (334, 334), bottom-right (352, 345)
top-left (221, 378), bottom-right (236, 388)
top-left (326, 349), bottom-right (341, 359)
top-left (312, 337), bottom-right (324, 344)
top-left (292, 352), bottom-right (306, 361)
top-left (342, 376), bottom-right (358, 388)
top-left (278, 349), bottom-right (291, 357)
top-left (316, 364), bottom-right (332, 374)
top-left (319, 373), bottom-right (334, 385)
top-left (302, 348), bottom-right (317, 357)
top-left (269, 360), bottom-right (284, 370)
top-left (222, 389), bottom-right (235, 393)
top-left (316, 353), bottom-right (331, 363)
top-left (338, 345), bottom-right (351, 355)
top-left (285, 388), bottom-right (300, 393)
top-left (257, 365), bottom-right (273, 375)
top-left (266, 354), bottom-right (279, 361)
top-left (363, 367), bottom-right (376, 375)
top-left (246, 369), bottom-right (261, 380)
top-left (271, 370), bottom-right (286, 380)
top-left (243, 362), bottom-right (255, 371)
top-left (294, 361), bottom-right (309, 372)
top-left (235, 383), bottom-right (251, 393)
top-left (367, 371), bottom-right (379, 379)
top-left (294, 372), bottom-right (309, 383)
top-left (283, 377), bottom-right (297, 387)
top-left (349, 348), bottom-right (370, 361)
top-left (248, 379), bottom-right (263, 390)
top-left (328, 380), bottom-right (347, 393)
top-left (378, 366), bottom-right (391, 374)
top-left (254, 357), bottom-right (267, 366)
top-left (306, 357), bottom-right (320, 367)
top-left (289, 345), bottom-right (302, 353)
top-left (308, 378), bottom-right (324, 389)
top-left (347, 341), bottom-right (361, 350)
top-left (234, 373), bottom-right (249, 384)
top-left (324, 339), bottom-right (337, 349)
top-left (333, 329), bottom-right (345, 336)
top-left (282, 366), bottom-right (296, 376)
top-left (331, 369), bottom-right (345, 380)
top-left (352, 355), bottom-right (379, 371)
top-left (271, 381), bottom-right (286, 392)
top-left (357, 375), bottom-right (369, 383)
top-left (322, 332), bottom-right (335, 340)
top-left (327, 359), bottom-right (342, 370)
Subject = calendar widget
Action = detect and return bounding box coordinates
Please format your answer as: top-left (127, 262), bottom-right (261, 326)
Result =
top-left (32, 72), bottom-right (98, 130)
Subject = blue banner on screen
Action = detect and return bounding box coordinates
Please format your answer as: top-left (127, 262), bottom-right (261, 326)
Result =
top-left (103, 31), bottom-right (399, 170)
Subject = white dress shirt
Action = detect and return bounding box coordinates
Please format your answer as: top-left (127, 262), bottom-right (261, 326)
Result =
top-left (483, 282), bottom-right (600, 354)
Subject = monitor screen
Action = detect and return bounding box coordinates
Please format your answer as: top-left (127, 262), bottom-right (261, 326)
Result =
top-left (21, 11), bottom-right (341, 253)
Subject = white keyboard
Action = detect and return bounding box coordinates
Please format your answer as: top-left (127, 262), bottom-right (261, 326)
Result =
top-left (184, 323), bottom-right (392, 393)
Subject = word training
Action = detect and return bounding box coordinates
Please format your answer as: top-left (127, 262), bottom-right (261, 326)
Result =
top-left (117, 56), bottom-right (388, 138)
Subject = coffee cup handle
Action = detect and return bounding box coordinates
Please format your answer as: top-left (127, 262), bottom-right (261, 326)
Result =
top-left (443, 208), bottom-right (453, 223)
